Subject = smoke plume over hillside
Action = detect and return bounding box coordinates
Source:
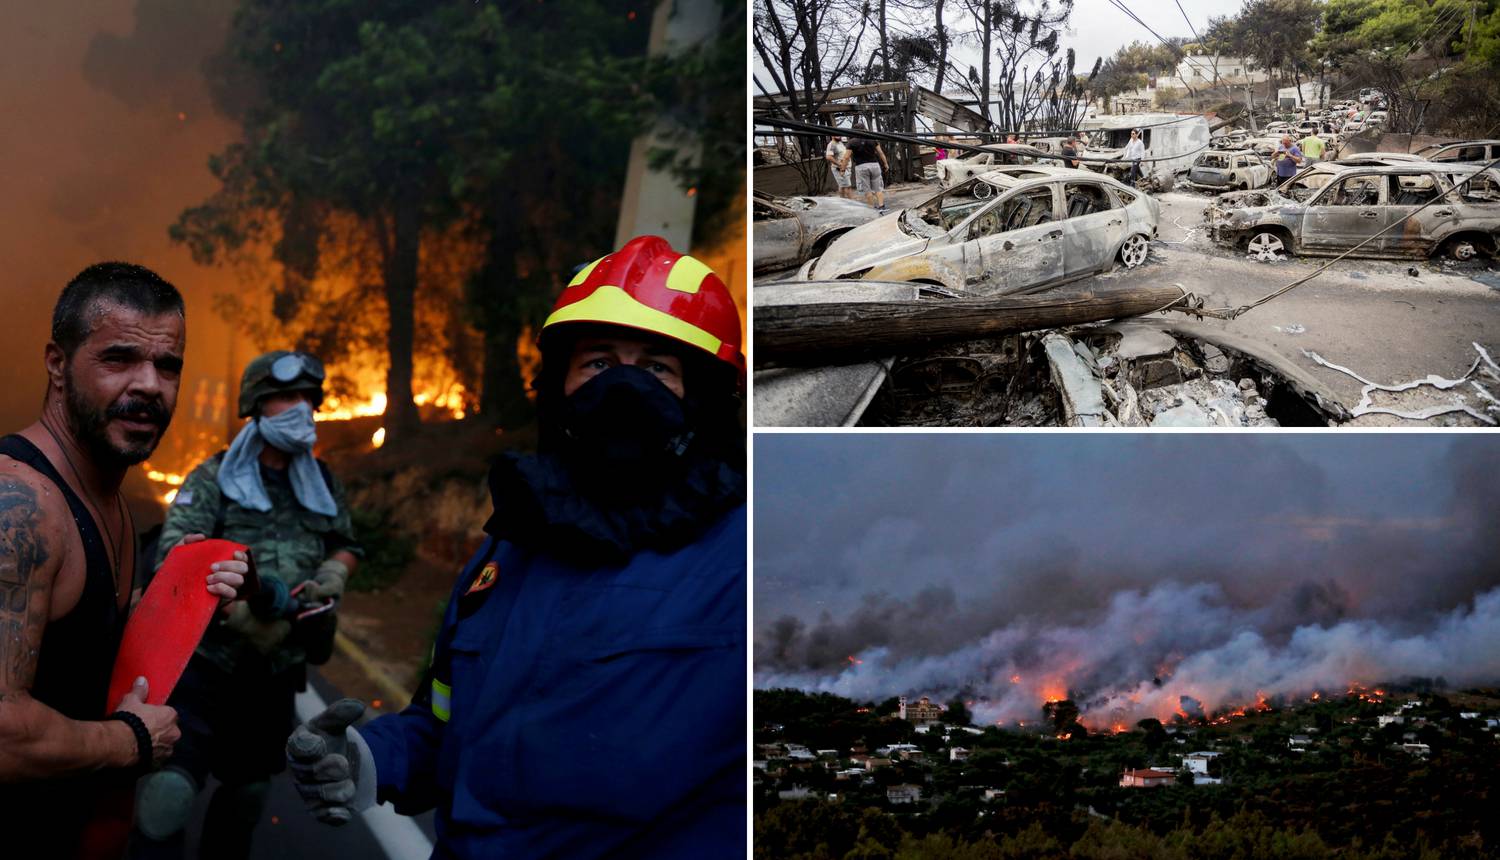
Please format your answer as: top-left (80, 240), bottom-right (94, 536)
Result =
top-left (754, 436), bottom-right (1500, 727)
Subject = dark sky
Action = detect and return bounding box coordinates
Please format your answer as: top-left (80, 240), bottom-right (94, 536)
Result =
top-left (754, 434), bottom-right (1500, 725)
top-left (0, 1), bottom-right (247, 472)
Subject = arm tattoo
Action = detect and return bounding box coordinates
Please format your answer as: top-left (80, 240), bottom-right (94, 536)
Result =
top-left (0, 477), bottom-right (50, 691)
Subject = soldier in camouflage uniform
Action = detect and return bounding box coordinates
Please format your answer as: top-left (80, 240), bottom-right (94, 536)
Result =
top-left (130, 351), bottom-right (360, 860)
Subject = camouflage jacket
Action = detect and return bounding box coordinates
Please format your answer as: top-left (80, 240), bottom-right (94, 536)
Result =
top-left (156, 451), bottom-right (361, 675)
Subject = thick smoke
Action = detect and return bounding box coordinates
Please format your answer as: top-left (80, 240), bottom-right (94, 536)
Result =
top-left (1, 2), bottom-right (245, 441)
top-left (755, 581), bottom-right (1500, 728)
top-left (754, 437), bottom-right (1500, 728)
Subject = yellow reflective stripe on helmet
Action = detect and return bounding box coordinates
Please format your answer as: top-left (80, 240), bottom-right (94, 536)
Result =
top-left (431, 678), bottom-right (452, 722)
top-left (664, 255), bottom-right (712, 294)
top-left (543, 285), bottom-right (722, 356)
top-left (568, 256), bottom-right (605, 289)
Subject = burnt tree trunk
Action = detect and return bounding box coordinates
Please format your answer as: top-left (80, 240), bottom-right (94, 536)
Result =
top-left (382, 196), bottom-right (422, 444)
top-left (476, 219), bottom-right (534, 428)
top-left (933, 0), bottom-right (948, 98)
top-left (754, 284), bottom-right (1186, 366)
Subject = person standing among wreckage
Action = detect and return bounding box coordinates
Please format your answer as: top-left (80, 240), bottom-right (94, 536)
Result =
top-left (825, 133), bottom-right (854, 199)
top-left (1274, 135), bottom-right (1304, 181)
top-left (1124, 128), bottom-right (1146, 184)
top-left (0, 263), bottom-right (248, 857)
top-left (1298, 129), bottom-right (1326, 165)
top-left (129, 350), bottom-right (360, 860)
top-left (851, 134), bottom-right (889, 213)
top-left (1061, 135), bottom-right (1081, 169)
top-left (284, 235), bottom-right (746, 859)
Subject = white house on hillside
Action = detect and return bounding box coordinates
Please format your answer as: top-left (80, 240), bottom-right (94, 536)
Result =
top-left (1174, 55), bottom-right (1268, 85)
top-left (1182, 751), bottom-right (1221, 775)
top-left (887, 784), bottom-right (921, 804)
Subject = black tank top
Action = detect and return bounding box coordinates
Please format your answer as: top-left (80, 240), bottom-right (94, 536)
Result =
top-left (0, 434), bottom-right (129, 857)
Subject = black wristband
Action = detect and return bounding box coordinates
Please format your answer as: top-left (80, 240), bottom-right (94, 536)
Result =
top-left (107, 711), bottom-right (153, 770)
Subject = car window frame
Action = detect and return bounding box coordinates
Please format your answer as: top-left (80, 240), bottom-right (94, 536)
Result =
top-left (754, 198), bottom-right (797, 222)
top-left (960, 181), bottom-right (1058, 241)
top-left (1386, 171), bottom-right (1445, 206)
top-left (1309, 172), bottom-right (1385, 208)
top-left (1060, 181), bottom-right (1118, 220)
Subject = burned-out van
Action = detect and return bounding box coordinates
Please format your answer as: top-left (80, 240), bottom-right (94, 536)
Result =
top-left (1078, 114), bottom-right (1212, 182)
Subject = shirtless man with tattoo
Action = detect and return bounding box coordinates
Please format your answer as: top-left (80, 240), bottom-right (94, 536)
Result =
top-left (0, 263), bottom-right (247, 856)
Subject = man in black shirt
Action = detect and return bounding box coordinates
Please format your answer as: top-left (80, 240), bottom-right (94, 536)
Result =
top-left (850, 136), bottom-right (889, 213)
top-left (0, 263), bottom-right (247, 856)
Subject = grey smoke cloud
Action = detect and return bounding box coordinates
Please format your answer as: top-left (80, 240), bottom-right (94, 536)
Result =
top-left (754, 435), bottom-right (1500, 726)
top-left (756, 580), bottom-right (1500, 728)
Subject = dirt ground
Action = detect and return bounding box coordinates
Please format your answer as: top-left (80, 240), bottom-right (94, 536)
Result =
top-left (317, 418), bottom-right (519, 715)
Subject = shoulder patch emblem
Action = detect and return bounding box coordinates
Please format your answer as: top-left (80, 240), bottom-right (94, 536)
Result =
top-left (173, 489), bottom-right (193, 507)
top-left (466, 561), bottom-right (499, 595)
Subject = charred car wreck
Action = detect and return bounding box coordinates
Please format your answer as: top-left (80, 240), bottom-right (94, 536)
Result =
top-left (1186, 149), bottom-right (1271, 193)
top-left (1207, 163), bottom-right (1500, 261)
top-left (798, 165), bottom-right (1160, 296)
top-left (753, 190), bottom-right (880, 274)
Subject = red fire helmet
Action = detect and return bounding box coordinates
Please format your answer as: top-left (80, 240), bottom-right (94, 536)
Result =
top-left (542, 235), bottom-right (745, 379)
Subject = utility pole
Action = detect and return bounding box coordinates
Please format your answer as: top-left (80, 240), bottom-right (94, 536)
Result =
top-left (614, 0), bottom-right (718, 252)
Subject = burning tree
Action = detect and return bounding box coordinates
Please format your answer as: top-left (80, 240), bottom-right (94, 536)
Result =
top-left (174, 0), bottom-right (738, 442)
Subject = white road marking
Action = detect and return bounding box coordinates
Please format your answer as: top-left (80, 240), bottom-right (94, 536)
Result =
top-left (295, 688), bottom-right (436, 860)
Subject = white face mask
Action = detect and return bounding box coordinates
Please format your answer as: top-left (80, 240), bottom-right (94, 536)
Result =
top-left (258, 400), bottom-right (318, 453)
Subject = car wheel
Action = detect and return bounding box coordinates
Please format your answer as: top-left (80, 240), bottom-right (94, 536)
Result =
top-left (972, 182), bottom-right (994, 200)
top-left (1445, 237), bottom-right (1479, 262)
top-left (1247, 230), bottom-right (1287, 261)
top-left (1118, 234), bottom-right (1151, 268)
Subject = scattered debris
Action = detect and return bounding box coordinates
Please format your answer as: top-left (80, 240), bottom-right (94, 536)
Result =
top-left (1407, 267), bottom-right (1420, 277)
top-left (1273, 324), bottom-right (1307, 335)
top-left (1303, 344), bottom-right (1499, 425)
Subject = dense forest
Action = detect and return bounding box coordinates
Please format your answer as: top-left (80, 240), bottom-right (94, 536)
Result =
top-left (754, 686), bottom-right (1500, 859)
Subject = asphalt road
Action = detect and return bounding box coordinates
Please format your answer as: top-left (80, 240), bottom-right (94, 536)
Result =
top-left (176, 671), bottom-right (437, 860)
top-left (781, 182), bottom-right (1500, 426)
top-left (1127, 191), bottom-right (1500, 424)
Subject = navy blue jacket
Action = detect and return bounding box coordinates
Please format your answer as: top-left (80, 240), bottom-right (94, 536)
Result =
top-left (359, 506), bottom-right (746, 859)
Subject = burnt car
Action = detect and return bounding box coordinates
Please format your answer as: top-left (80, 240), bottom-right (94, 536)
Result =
top-left (797, 165), bottom-right (1159, 296)
top-left (1413, 139), bottom-right (1500, 166)
top-left (1207, 162), bottom-right (1500, 261)
top-left (754, 190), bottom-right (879, 274)
top-left (934, 143), bottom-right (1048, 187)
top-left (1186, 149), bottom-right (1272, 192)
top-left (1334, 152), bottom-right (1429, 167)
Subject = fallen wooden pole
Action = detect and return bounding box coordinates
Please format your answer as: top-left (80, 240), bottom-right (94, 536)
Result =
top-left (754, 283), bottom-right (1187, 367)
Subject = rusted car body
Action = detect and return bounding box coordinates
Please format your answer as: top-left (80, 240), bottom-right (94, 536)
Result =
top-left (753, 190), bottom-right (879, 274)
top-left (797, 165), bottom-right (1160, 296)
top-left (1207, 163), bottom-right (1500, 260)
top-left (1186, 149), bottom-right (1272, 192)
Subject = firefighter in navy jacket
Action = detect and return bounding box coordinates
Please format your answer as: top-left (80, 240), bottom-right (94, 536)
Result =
top-left (285, 236), bottom-right (746, 859)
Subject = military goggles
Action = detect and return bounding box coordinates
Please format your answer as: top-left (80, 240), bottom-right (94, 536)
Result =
top-left (270, 352), bottom-right (326, 385)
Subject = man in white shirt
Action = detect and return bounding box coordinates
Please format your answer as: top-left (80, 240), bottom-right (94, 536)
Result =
top-left (825, 135), bottom-right (853, 198)
top-left (1123, 128), bottom-right (1146, 184)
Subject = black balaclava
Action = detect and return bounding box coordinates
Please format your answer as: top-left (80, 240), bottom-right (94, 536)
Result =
top-left (483, 325), bottom-right (745, 565)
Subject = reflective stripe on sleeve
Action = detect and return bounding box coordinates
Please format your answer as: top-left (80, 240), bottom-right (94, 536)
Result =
top-left (431, 679), bottom-right (452, 722)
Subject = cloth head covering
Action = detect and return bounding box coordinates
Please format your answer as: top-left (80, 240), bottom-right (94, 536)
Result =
top-left (216, 401), bottom-right (337, 516)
